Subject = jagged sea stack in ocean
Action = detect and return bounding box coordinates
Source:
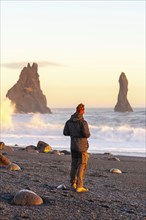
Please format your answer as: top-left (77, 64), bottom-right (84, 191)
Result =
top-left (114, 72), bottom-right (133, 112)
top-left (6, 63), bottom-right (51, 113)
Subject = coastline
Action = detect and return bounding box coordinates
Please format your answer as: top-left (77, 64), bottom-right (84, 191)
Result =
top-left (0, 148), bottom-right (146, 220)
top-left (11, 146), bottom-right (146, 158)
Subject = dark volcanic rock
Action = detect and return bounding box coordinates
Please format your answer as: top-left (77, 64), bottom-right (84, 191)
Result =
top-left (37, 141), bottom-right (52, 153)
top-left (114, 72), bottom-right (133, 112)
top-left (0, 153), bottom-right (11, 166)
top-left (0, 142), bottom-right (5, 151)
top-left (6, 63), bottom-right (51, 113)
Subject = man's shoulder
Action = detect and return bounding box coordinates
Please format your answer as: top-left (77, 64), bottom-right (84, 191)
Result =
top-left (65, 119), bottom-right (72, 125)
top-left (82, 119), bottom-right (88, 124)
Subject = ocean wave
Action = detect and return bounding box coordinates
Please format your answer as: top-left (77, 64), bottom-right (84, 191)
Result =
top-left (1, 108), bottom-right (145, 157)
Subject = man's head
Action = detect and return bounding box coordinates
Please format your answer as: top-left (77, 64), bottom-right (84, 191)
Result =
top-left (76, 103), bottom-right (85, 115)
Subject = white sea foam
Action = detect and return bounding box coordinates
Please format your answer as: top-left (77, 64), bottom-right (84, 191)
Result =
top-left (0, 108), bottom-right (145, 157)
top-left (0, 98), bottom-right (15, 129)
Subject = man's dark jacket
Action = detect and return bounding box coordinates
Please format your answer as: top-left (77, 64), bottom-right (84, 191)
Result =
top-left (63, 112), bottom-right (90, 152)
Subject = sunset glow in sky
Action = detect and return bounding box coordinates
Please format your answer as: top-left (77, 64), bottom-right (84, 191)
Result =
top-left (1, 1), bottom-right (145, 108)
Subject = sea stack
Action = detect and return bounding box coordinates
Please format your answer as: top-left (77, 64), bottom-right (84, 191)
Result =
top-left (6, 63), bottom-right (51, 113)
top-left (114, 72), bottom-right (133, 112)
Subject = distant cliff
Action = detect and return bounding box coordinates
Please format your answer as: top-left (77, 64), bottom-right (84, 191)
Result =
top-left (6, 63), bottom-right (51, 113)
top-left (114, 72), bottom-right (133, 112)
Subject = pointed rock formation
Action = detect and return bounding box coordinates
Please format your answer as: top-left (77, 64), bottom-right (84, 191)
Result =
top-left (114, 72), bottom-right (133, 112)
top-left (6, 63), bottom-right (51, 113)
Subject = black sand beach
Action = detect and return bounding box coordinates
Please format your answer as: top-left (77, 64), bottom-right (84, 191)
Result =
top-left (0, 148), bottom-right (146, 220)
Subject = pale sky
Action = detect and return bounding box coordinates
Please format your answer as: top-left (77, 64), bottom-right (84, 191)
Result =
top-left (0, 0), bottom-right (145, 108)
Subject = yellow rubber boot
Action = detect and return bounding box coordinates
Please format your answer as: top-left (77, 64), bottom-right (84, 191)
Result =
top-left (76, 187), bottom-right (89, 193)
top-left (71, 183), bottom-right (77, 189)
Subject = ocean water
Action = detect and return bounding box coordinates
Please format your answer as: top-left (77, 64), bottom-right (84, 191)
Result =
top-left (1, 108), bottom-right (145, 157)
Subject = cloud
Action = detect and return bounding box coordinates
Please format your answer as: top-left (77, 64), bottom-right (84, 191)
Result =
top-left (38, 61), bottom-right (63, 67)
top-left (1, 61), bottom-right (63, 69)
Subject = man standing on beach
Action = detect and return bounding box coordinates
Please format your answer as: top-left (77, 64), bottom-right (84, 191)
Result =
top-left (63, 103), bottom-right (90, 193)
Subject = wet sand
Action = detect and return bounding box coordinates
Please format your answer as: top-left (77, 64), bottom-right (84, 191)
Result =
top-left (0, 148), bottom-right (146, 220)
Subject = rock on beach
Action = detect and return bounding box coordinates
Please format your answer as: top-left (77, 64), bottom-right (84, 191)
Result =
top-left (6, 163), bottom-right (21, 171)
top-left (13, 189), bottom-right (43, 206)
top-left (0, 154), bottom-right (11, 166)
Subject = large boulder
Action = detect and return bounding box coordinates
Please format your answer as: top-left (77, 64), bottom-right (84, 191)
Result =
top-left (7, 163), bottom-right (21, 171)
top-left (0, 154), bottom-right (11, 166)
top-left (13, 189), bottom-right (43, 206)
top-left (0, 142), bottom-right (14, 153)
top-left (114, 72), bottom-right (133, 112)
top-left (24, 145), bottom-right (38, 153)
top-left (6, 63), bottom-right (51, 114)
top-left (0, 142), bottom-right (5, 151)
top-left (37, 141), bottom-right (52, 153)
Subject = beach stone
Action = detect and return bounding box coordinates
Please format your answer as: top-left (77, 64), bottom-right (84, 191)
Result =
top-left (60, 152), bottom-right (65, 155)
top-left (37, 141), bottom-right (52, 153)
top-left (108, 157), bottom-right (120, 161)
top-left (104, 152), bottom-right (112, 156)
top-left (25, 145), bottom-right (37, 152)
top-left (3, 145), bottom-right (14, 153)
top-left (6, 163), bottom-right (21, 171)
top-left (0, 142), bottom-right (5, 150)
top-left (52, 150), bottom-right (61, 155)
top-left (110, 168), bottom-right (122, 174)
top-left (57, 184), bottom-right (67, 190)
top-left (13, 189), bottom-right (43, 206)
top-left (60, 150), bottom-right (71, 155)
top-left (0, 154), bottom-right (11, 166)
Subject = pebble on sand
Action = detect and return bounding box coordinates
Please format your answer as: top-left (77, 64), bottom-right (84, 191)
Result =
top-left (110, 168), bottom-right (122, 174)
